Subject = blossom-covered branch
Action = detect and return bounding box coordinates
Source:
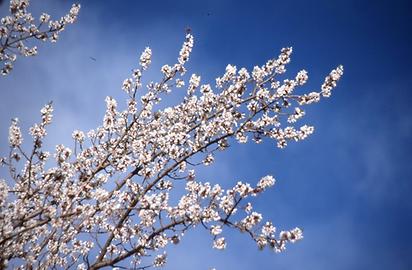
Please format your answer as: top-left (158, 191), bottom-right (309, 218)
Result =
top-left (0, 23), bottom-right (343, 270)
top-left (0, 0), bottom-right (80, 75)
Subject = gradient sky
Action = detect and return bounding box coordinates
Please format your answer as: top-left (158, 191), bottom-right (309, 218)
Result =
top-left (1, 0), bottom-right (411, 269)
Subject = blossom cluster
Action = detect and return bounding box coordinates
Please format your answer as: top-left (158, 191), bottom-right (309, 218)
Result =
top-left (0, 18), bottom-right (342, 270)
top-left (0, 0), bottom-right (80, 75)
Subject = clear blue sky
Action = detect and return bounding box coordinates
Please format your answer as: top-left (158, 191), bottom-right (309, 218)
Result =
top-left (1, 0), bottom-right (411, 269)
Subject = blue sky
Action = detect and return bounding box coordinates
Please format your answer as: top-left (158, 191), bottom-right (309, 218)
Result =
top-left (1, 0), bottom-right (411, 269)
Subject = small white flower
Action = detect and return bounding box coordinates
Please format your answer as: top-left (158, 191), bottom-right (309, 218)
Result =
top-left (72, 130), bottom-right (85, 143)
top-left (140, 47), bottom-right (152, 70)
top-left (257, 175), bottom-right (275, 190)
top-left (213, 237), bottom-right (226, 250)
top-left (8, 118), bottom-right (22, 147)
top-left (210, 225), bottom-right (222, 236)
top-left (153, 252), bottom-right (167, 267)
top-left (203, 154), bottom-right (214, 166)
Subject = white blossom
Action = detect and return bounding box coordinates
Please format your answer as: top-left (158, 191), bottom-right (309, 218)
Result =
top-left (321, 65), bottom-right (344, 97)
top-left (122, 78), bottom-right (133, 93)
top-left (213, 237), bottom-right (227, 250)
top-left (257, 175), bottom-right (276, 190)
top-left (211, 225), bottom-right (223, 236)
top-left (241, 212), bottom-right (263, 230)
top-left (139, 47), bottom-right (152, 70)
top-left (0, 179), bottom-right (9, 207)
top-left (261, 221), bottom-right (276, 236)
top-left (153, 252), bottom-right (167, 267)
top-left (178, 34), bottom-right (194, 65)
top-left (295, 70), bottom-right (308, 85)
top-left (8, 118), bottom-right (22, 147)
top-left (203, 154), bottom-right (214, 166)
top-left (72, 130), bottom-right (85, 143)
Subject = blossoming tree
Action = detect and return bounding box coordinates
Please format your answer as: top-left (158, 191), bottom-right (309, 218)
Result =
top-left (0, 0), bottom-right (343, 269)
top-left (0, 0), bottom-right (80, 75)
